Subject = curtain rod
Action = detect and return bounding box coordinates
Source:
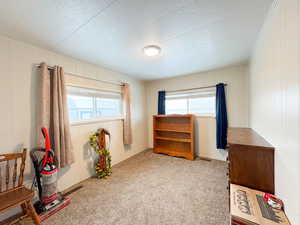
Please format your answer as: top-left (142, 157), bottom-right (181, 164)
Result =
top-left (166, 84), bottom-right (227, 93)
top-left (34, 64), bottom-right (124, 87)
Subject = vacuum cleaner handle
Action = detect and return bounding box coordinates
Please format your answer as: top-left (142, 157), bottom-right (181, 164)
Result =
top-left (41, 127), bottom-right (54, 167)
top-left (41, 127), bottom-right (51, 151)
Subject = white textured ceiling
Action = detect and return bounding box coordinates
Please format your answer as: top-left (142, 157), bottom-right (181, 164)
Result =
top-left (0, 0), bottom-right (272, 80)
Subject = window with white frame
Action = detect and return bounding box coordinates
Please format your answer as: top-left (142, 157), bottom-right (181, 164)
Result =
top-left (67, 86), bottom-right (122, 122)
top-left (165, 89), bottom-right (216, 116)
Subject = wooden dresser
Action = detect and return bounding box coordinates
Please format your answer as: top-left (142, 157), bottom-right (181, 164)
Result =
top-left (227, 128), bottom-right (275, 194)
top-left (153, 114), bottom-right (195, 160)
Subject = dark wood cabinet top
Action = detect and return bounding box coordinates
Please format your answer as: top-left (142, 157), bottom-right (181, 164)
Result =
top-left (228, 128), bottom-right (274, 149)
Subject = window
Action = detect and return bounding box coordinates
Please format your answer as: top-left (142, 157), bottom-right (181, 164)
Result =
top-left (67, 86), bottom-right (122, 122)
top-left (165, 90), bottom-right (215, 116)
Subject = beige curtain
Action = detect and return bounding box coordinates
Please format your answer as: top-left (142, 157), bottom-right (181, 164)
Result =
top-left (122, 83), bottom-right (132, 145)
top-left (37, 62), bottom-right (74, 168)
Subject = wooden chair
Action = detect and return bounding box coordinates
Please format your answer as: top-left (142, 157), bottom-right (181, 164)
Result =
top-left (0, 149), bottom-right (41, 225)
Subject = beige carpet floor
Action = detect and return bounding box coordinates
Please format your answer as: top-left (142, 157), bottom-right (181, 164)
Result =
top-left (23, 150), bottom-right (229, 225)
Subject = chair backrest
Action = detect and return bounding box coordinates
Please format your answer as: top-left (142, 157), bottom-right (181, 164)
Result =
top-left (0, 148), bottom-right (27, 192)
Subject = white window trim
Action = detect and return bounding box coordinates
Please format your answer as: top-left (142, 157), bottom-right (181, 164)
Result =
top-left (70, 116), bottom-right (124, 126)
top-left (194, 114), bottom-right (216, 118)
top-left (66, 83), bottom-right (121, 94)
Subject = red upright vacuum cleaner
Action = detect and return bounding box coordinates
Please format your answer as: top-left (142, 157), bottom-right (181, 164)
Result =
top-left (30, 127), bottom-right (71, 221)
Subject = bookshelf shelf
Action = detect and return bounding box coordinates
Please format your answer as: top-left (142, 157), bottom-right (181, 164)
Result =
top-left (155, 136), bottom-right (192, 143)
top-left (154, 128), bottom-right (191, 133)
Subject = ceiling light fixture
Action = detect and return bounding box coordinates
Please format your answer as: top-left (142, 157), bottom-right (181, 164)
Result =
top-left (143, 45), bottom-right (161, 57)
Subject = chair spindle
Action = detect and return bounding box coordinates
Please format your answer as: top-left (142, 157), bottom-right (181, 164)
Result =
top-left (18, 149), bottom-right (27, 186)
top-left (13, 158), bottom-right (18, 188)
top-left (0, 166), bottom-right (2, 192)
top-left (6, 160), bottom-right (9, 191)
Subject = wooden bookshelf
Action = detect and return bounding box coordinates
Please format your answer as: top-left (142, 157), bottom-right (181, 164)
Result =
top-left (153, 114), bottom-right (195, 160)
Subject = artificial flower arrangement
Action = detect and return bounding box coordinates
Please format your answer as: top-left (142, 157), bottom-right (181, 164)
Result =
top-left (89, 129), bottom-right (112, 179)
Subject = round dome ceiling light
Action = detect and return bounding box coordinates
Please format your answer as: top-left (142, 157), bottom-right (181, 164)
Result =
top-left (143, 45), bottom-right (161, 57)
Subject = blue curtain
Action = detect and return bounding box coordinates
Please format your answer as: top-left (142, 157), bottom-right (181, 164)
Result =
top-left (216, 83), bottom-right (228, 149)
top-left (158, 91), bottom-right (166, 115)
